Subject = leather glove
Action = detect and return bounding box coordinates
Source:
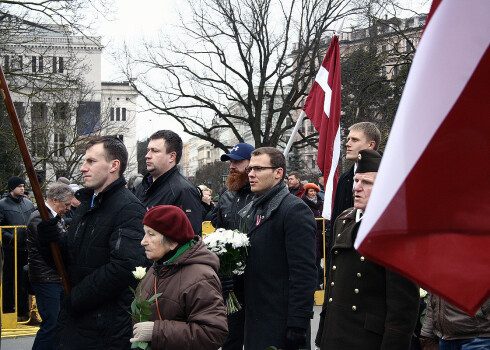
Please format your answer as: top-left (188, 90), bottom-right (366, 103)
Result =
top-left (130, 321), bottom-right (154, 343)
top-left (218, 275), bottom-right (234, 297)
top-left (37, 217), bottom-right (61, 243)
top-left (284, 327), bottom-right (307, 350)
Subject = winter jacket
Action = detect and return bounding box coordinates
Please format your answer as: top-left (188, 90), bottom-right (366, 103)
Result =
top-left (421, 293), bottom-right (490, 340)
top-left (0, 194), bottom-right (35, 249)
top-left (55, 177), bottom-right (147, 350)
top-left (301, 193), bottom-right (325, 259)
top-left (26, 209), bottom-right (67, 284)
top-left (137, 237), bottom-right (228, 350)
top-left (135, 167), bottom-right (202, 236)
top-left (316, 208), bottom-right (419, 350)
top-left (289, 183), bottom-right (306, 198)
top-left (211, 183), bottom-right (254, 232)
top-left (243, 182), bottom-right (317, 350)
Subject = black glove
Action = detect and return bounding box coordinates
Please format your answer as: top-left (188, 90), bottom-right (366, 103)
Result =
top-left (37, 217), bottom-right (61, 244)
top-left (218, 274), bottom-right (234, 297)
top-left (285, 327), bottom-right (307, 350)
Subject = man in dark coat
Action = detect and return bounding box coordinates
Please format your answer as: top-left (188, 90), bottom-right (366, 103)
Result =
top-left (210, 142), bottom-right (255, 350)
top-left (135, 130), bottom-right (202, 235)
top-left (324, 122), bottom-right (381, 282)
top-left (243, 147), bottom-right (317, 350)
top-left (287, 171), bottom-right (306, 198)
top-left (0, 176), bottom-right (35, 317)
top-left (315, 150), bottom-right (419, 350)
top-left (37, 136), bottom-right (147, 350)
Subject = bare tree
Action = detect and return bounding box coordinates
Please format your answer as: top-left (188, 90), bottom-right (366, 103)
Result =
top-left (120, 0), bottom-right (367, 152)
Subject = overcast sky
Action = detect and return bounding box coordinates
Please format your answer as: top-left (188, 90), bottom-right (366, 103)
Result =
top-left (94, 0), bottom-right (430, 142)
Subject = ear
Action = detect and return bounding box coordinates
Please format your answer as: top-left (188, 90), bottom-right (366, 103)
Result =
top-left (368, 141), bottom-right (376, 150)
top-left (109, 159), bottom-right (120, 174)
top-left (275, 167), bottom-right (284, 180)
top-left (169, 152), bottom-right (177, 163)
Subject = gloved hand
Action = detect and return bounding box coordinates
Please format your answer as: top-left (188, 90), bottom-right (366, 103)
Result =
top-left (130, 321), bottom-right (154, 343)
top-left (37, 217), bottom-right (61, 243)
top-left (218, 274), bottom-right (234, 298)
top-left (284, 327), bottom-right (307, 350)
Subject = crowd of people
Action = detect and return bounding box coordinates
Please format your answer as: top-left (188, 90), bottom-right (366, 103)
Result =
top-left (0, 124), bottom-right (488, 350)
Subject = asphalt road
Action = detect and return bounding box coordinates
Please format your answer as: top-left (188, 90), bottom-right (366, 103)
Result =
top-left (1, 305), bottom-right (322, 349)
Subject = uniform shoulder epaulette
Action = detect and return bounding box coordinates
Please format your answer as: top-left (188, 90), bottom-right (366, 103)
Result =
top-left (337, 208), bottom-right (356, 220)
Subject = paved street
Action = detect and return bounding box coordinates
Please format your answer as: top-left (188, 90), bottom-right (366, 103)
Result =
top-left (1, 305), bottom-right (322, 349)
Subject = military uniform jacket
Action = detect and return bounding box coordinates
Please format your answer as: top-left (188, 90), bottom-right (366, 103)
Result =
top-left (317, 208), bottom-right (419, 350)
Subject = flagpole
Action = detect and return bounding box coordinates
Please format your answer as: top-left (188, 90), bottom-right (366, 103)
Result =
top-left (283, 110), bottom-right (306, 158)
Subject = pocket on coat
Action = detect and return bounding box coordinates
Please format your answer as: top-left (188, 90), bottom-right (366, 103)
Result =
top-left (364, 312), bottom-right (385, 335)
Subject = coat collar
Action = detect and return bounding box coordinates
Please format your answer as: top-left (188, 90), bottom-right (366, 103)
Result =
top-left (77, 176), bottom-right (127, 208)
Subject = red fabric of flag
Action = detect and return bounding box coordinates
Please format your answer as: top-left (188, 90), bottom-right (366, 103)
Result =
top-left (302, 36), bottom-right (341, 219)
top-left (355, 0), bottom-right (490, 316)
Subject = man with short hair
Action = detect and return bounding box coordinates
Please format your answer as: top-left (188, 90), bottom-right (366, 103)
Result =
top-left (243, 147), bottom-right (316, 350)
top-left (135, 130), bottom-right (202, 235)
top-left (27, 183), bottom-right (74, 349)
top-left (0, 176), bottom-right (35, 318)
top-left (211, 142), bottom-right (255, 350)
top-left (37, 136), bottom-right (147, 349)
top-left (288, 171), bottom-right (305, 198)
top-left (315, 150), bottom-right (419, 350)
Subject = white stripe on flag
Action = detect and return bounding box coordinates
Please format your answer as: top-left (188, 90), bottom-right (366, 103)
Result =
top-left (322, 126), bottom-right (341, 219)
top-left (355, 0), bottom-right (490, 248)
top-left (315, 66), bottom-right (332, 118)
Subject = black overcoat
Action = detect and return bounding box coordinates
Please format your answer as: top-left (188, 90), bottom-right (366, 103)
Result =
top-left (317, 208), bottom-right (420, 350)
top-left (243, 182), bottom-right (317, 350)
top-left (56, 177), bottom-right (147, 350)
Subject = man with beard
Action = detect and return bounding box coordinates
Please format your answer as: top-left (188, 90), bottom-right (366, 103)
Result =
top-left (210, 142), bottom-right (255, 350)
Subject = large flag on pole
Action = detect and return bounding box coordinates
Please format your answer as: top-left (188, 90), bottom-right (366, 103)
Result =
top-left (355, 0), bottom-right (490, 316)
top-left (302, 35), bottom-right (341, 219)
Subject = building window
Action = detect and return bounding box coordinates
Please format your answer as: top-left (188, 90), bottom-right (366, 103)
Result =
top-left (110, 107), bottom-right (115, 121)
top-left (53, 103), bottom-right (69, 120)
top-left (32, 56), bottom-right (37, 73)
top-left (381, 66), bottom-right (387, 77)
top-left (14, 102), bottom-right (25, 119)
top-left (4, 56), bottom-right (9, 71)
top-left (31, 102), bottom-right (47, 120)
top-left (52, 57), bottom-right (63, 73)
top-left (122, 108), bottom-right (126, 121)
top-left (10, 56), bottom-right (23, 71)
top-left (116, 108), bottom-right (120, 121)
top-left (393, 65), bottom-right (399, 78)
top-left (54, 133), bottom-right (65, 156)
top-left (39, 56), bottom-right (44, 72)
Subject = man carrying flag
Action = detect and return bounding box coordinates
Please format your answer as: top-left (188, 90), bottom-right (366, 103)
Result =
top-left (315, 150), bottom-right (419, 350)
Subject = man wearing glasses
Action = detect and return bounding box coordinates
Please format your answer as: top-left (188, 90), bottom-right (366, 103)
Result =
top-left (241, 147), bottom-right (317, 350)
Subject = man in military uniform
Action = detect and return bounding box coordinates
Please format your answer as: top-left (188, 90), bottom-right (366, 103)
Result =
top-left (315, 150), bottom-right (420, 350)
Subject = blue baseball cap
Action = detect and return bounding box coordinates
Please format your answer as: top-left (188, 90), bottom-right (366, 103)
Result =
top-left (220, 143), bottom-right (255, 161)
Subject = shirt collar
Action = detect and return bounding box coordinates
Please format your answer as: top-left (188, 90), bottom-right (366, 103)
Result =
top-left (45, 202), bottom-right (58, 217)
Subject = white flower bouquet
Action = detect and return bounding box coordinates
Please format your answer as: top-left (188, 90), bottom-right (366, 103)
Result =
top-left (204, 228), bottom-right (250, 314)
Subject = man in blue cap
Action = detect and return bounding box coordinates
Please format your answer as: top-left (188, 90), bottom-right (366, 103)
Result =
top-left (210, 142), bottom-right (254, 350)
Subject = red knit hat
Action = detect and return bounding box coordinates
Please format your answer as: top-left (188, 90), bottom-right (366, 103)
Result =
top-left (143, 205), bottom-right (195, 244)
top-left (304, 183), bottom-right (320, 192)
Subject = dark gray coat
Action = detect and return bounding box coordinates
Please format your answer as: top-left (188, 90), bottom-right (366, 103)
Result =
top-left (0, 194), bottom-right (35, 249)
top-left (243, 182), bottom-right (317, 350)
top-left (316, 208), bottom-right (419, 350)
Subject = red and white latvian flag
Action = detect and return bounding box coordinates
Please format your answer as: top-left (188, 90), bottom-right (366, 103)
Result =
top-left (302, 35), bottom-right (341, 220)
top-left (355, 0), bottom-right (490, 316)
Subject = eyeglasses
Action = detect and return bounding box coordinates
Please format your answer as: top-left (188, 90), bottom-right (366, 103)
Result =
top-left (245, 166), bottom-right (279, 174)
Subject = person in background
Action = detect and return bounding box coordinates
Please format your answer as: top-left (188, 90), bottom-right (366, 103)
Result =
top-left (27, 183), bottom-right (74, 350)
top-left (200, 186), bottom-right (214, 220)
top-left (210, 142), bottom-right (255, 350)
top-left (301, 183), bottom-right (325, 290)
top-left (317, 173), bottom-right (325, 201)
top-left (63, 184), bottom-right (80, 226)
top-left (135, 130), bottom-right (202, 235)
top-left (131, 205), bottom-right (228, 349)
top-left (287, 171), bottom-right (305, 198)
top-left (420, 294), bottom-right (490, 350)
top-left (0, 176), bottom-right (35, 320)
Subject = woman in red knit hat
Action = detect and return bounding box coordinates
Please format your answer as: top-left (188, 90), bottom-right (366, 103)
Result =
top-left (302, 183), bottom-right (326, 290)
top-left (130, 205), bottom-right (228, 349)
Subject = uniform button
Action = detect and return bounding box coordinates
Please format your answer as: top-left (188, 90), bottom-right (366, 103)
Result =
top-left (334, 250), bottom-right (338, 254)
top-left (360, 256), bottom-right (365, 261)
top-left (342, 220), bottom-right (346, 224)
top-left (329, 298), bottom-right (333, 302)
top-left (330, 282), bottom-right (335, 286)
top-left (352, 305), bottom-right (357, 311)
top-left (332, 265), bottom-right (337, 270)
top-left (354, 289), bottom-right (359, 294)
top-left (357, 273), bottom-right (362, 278)
top-left (337, 233), bottom-right (341, 237)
